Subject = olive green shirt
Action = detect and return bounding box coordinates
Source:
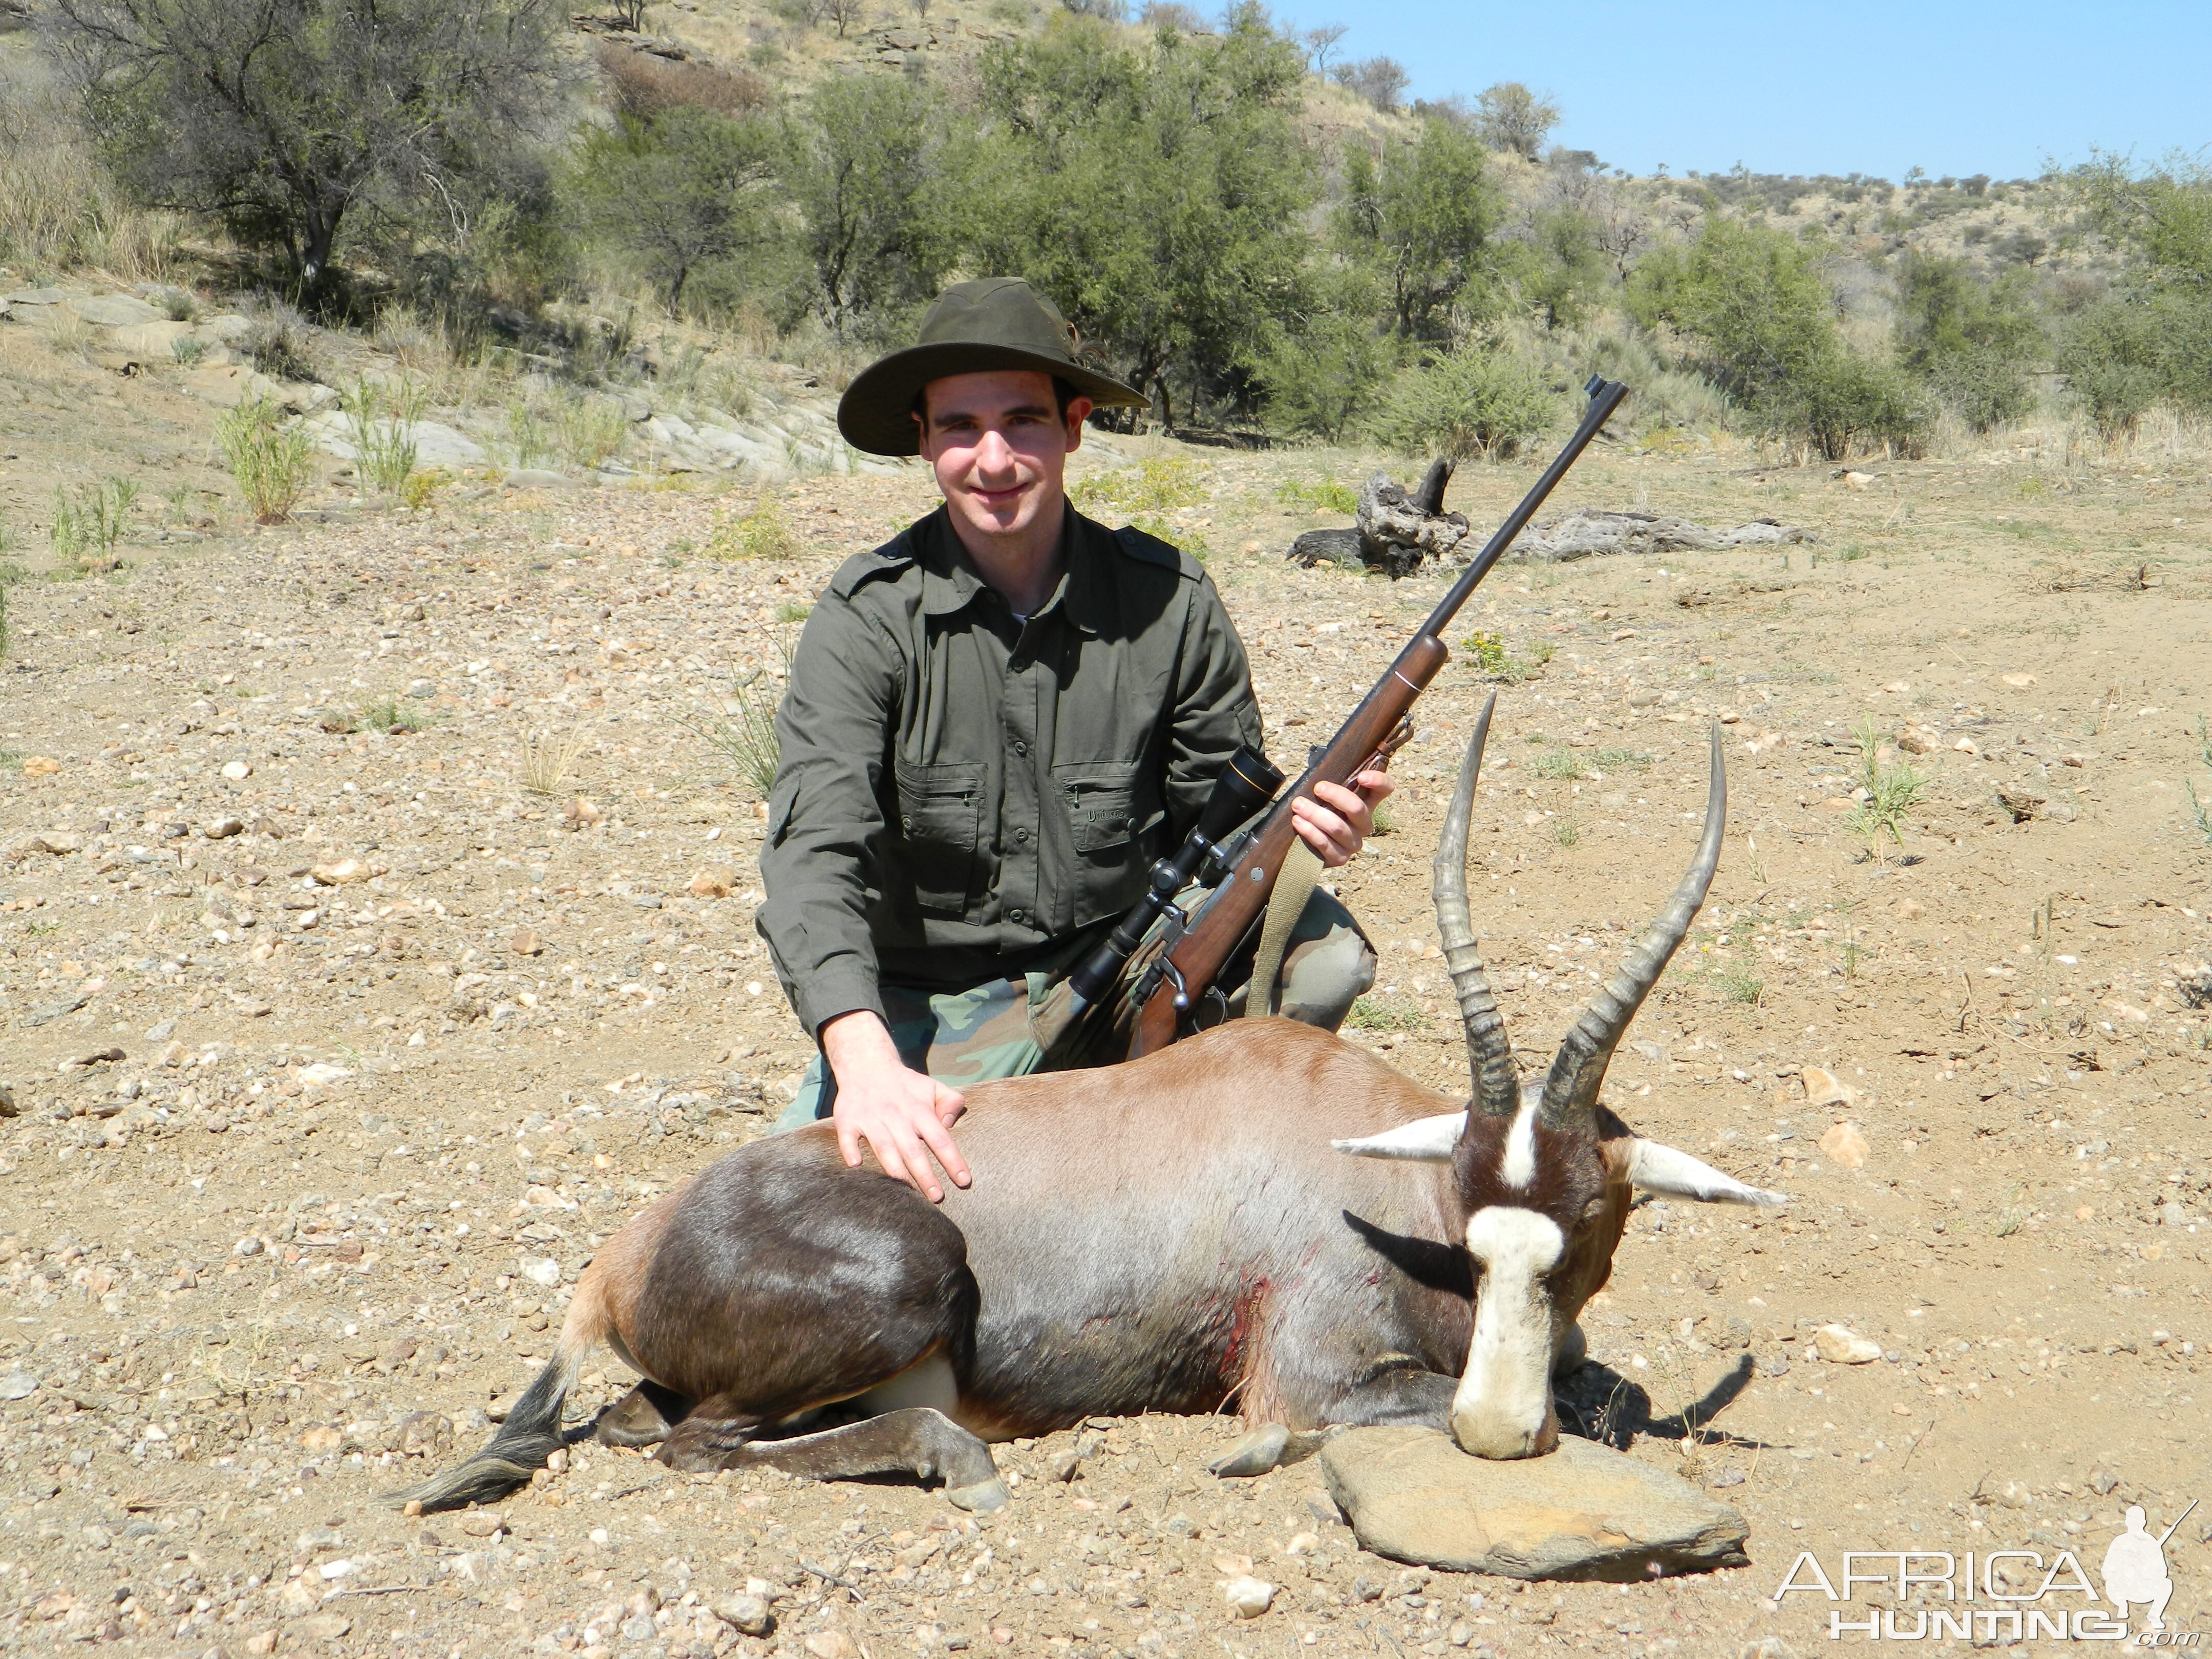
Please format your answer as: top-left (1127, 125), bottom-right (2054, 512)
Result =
top-left (757, 503), bottom-right (1263, 1039)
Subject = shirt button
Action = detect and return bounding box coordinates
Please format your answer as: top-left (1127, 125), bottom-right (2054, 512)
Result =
top-left (1015, 827), bottom-right (1031, 844)
top-left (1008, 908), bottom-right (1026, 924)
top-left (1013, 740), bottom-right (1030, 757)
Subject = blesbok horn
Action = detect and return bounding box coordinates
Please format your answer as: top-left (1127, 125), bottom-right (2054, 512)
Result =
top-left (1433, 694), bottom-right (1520, 1120)
top-left (1537, 723), bottom-right (1728, 1125)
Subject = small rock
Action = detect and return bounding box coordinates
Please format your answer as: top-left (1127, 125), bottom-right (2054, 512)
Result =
top-left (276, 1578), bottom-right (318, 1615)
top-left (235, 1237), bottom-right (264, 1257)
top-left (0, 1370), bottom-right (37, 1400)
top-left (395, 1412), bottom-right (453, 1454)
top-left (564, 796), bottom-right (604, 830)
top-left (31, 831), bottom-right (82, 855)
top-left (1222, 1575), bottom-right (1274, 1619)
top-left (505, 469), bottom-right (573, 491)
top-left (522, 1257), bottom-right (562, 1287)
top-left (2001, 672), bottom-right (2036, 688)
top-left (296, 1062), bottom-right (351, 1087)
top-left (1995, 783), bottom-right (2044, 823)
top-left (1898, 725), bottom-right (1942, 755)
top-left (1894, 898), bottom-right (1924, 919)
top-left (1800, 1067), bottom-right (1858, 1109)
top-left (0, 1083), bottom-right (14, 1119)
top-left (714, 1592), bottom-right (775, 1636)
top-left (204, 816), bottom-right (245, 839)
top-left (457, 1512), bottom-right (505, 1537)
top-left (309, 857), bottom-right (369, 885)
top-left (2157, 1201), bottom-right (2189, 1228)
top-left (221, 760), bottom-right (253, 780)
top-left (509, 928), bottom-right (544, 956)
top-left (804, 1634), bottom-right (857, 1659)
top-left (687, 867), bottom-right (736, 899)
top-left (20, 757), bottom-right (60, 777)
top-left (145, 1019), bottom-right (176, 1041)
top-left (1814, 1325), bottom-right (1882, 1365)
top-left (2090, 1470), bottom-right (2119, 1496)
top-left (1320, 1427), bottom-right (1749, 1579)
top-left (296, 1612), bottom-right (351, 1641)
top-left (1817, 1121), bottom-right (1868, 1169)
top-left (1953, 737), bottom-right (1979, 755)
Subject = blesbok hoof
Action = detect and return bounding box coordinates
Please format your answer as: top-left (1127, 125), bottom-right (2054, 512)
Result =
top-left (947, 1477), bottom-right (1011, 1513)
top-left (1207, 1423), bottom-right (1291, 1479)
top-left (594, 1381), bottom-right (690, 1448)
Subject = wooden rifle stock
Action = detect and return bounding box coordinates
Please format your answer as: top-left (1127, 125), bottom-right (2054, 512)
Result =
top-left (1125, 377), bottom-right (1630, 1058)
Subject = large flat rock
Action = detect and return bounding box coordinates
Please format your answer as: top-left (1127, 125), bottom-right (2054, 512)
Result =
top-left (1319, 1427), bottom-right (1749, 1581)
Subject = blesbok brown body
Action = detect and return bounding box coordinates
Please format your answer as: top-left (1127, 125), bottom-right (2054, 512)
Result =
top-left (399, 697), bottom-right (1782, 1515)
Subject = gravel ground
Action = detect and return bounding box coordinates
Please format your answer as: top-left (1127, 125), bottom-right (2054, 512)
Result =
top-left (4, 415), bottom-right (2211, 1656)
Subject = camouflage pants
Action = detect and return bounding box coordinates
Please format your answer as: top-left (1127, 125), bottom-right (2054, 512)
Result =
top-left (777, 887), bottom-right (1375, 1129)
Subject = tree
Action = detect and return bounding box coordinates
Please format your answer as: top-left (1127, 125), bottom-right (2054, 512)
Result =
top-left (43, 0), bottom-right (568, 296)
top-left (1303, 23), bottom-right (1346, 74)
top-left (1335, 117), bottom-right (1501, 343)
top-left (1505, 204), bottom-right (1606, 328)
top-left (1474, 81), bottom-right (1559, 161)
top-left (1628, 216), bottom-right (1925, 458)
top-left (569, 107), bottom-right (781, 315)
top-left (2058, 154), bottom-right (2212, 419)
top-left (960, 6), bottom-right (1315, 428)
top-left (783, 73), bottom-right (956, 332)
top-left (1332, 56), bottom-right (1408, 113)
top-left (1892, 249), bottom-right (2040, 430)
top-left (1252, 264), bottom-right (1396, 441)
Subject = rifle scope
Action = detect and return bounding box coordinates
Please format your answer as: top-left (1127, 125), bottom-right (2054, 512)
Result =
top-left (1064, 743), bottom-right (1284, 1012)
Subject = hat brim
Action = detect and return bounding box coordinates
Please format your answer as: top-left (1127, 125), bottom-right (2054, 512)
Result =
top-left (837, 342), bottom-right (1147, 458)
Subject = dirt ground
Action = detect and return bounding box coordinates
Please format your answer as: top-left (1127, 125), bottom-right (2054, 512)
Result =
top-left (3, 350), bottom-right (2211, 1659)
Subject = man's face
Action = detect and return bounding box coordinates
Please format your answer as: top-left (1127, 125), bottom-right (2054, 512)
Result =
top-left (915, 370), bottom-right (1093, 550)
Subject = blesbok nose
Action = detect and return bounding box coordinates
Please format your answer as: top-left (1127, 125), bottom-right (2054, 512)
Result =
top-left (1452, 1207), bottom-right (1566, 1460)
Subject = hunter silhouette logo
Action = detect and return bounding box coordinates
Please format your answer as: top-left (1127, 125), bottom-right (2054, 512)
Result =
top-left (2102, 1501), bottom-right (2195, 1634)
top-left (1774, 1497), bottom-right (2200, 1643)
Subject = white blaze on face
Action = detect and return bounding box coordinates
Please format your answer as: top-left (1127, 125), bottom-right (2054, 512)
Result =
top-left (1453, 1207), bottom-right (1565, 1460)
top-left (1500, 1095), bottom-right (1538, 1189)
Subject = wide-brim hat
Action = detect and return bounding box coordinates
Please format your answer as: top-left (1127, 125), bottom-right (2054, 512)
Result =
top-left (837, 278), bottom-right (1146, 457)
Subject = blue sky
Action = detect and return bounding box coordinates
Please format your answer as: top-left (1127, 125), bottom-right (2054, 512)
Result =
top-left (1265, 0), bottom-right (2208, 182)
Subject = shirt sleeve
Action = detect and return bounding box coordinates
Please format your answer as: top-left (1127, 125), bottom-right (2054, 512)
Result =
top-left (755, 592), bottom-right (900, 1040)
top-left (1162, 570), bottom-right (1265, 839)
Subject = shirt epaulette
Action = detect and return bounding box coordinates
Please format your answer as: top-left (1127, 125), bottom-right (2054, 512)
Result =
top-left (1113, 523), bottom-right (1205, 582)
top-left (828, 533), bottom-right (920, 600)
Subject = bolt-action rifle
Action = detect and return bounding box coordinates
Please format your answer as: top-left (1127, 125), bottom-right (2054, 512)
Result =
top-left (1065, 376), bottom-right (1630, 1058)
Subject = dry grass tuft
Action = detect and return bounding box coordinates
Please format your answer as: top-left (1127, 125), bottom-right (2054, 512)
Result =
top-left (520, 730), bottom-right (587, 796)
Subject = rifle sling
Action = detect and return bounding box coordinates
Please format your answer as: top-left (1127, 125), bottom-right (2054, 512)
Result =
top-left (1244, 837), bottom-right (1324, 1018)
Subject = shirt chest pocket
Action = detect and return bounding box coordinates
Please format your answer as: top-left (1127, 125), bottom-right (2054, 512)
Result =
top-left (893, 759), bottom-right (985, 915)
top-left (1054, 760), bottom-right (1163, 925)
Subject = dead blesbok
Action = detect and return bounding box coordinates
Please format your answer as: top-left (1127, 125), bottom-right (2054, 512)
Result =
top-left (397, 697), bottom-right (1783, 1516)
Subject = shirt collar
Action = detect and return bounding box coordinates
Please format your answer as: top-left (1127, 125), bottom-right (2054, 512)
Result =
top-left (917, 503), bottom-right (1100, 634)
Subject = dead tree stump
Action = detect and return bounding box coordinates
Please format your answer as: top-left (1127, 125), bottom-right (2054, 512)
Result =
top-left (1285, 458), bottom-right (1470, 578)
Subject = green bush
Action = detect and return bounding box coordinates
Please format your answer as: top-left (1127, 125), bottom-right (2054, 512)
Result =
top-left (340, 374), bottom-right (426, 496)
top-left (1794, 352), bottom-right (1930, 462)
top-left (51, 476), bottom-right (137, 564)
top-left (215, 397), bottom-right (315, 523)
top-left (1371, 343), bottom-right (1562, 460)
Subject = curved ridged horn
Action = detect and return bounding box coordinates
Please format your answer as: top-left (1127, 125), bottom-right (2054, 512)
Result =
top-left (1538, 722), bottom-right (1728, 1125)
top-left (1433, 693), bottom-right (1520, 1119)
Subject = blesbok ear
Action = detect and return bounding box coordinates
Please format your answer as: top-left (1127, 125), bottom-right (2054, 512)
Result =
top-left (1625, 1138), bottom-right (1789, 1206)
top-left (1331, 1112), bottom-right (1465, 1162)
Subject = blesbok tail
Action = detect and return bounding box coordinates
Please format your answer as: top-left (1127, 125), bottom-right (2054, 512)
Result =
top-left (386, 1265), bottom-right (610, 1512)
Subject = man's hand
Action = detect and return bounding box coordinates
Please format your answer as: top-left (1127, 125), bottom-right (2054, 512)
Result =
top-left (819, 1010), bottom-right (970, 1202)
top-left (1290, 769), bottom-right (1394, 868)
